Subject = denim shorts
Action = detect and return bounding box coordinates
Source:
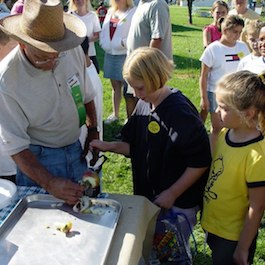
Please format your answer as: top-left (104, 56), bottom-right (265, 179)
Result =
top-left (16, 140), bottom-right (87, 186)
top-left (207, 91), bottom-right (218, 113)
top-left (103, 53), bottom-right (126, 81)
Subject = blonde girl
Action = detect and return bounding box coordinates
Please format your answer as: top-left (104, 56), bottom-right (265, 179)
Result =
top-left (201, 70), bottom-right (265, 265)
top-left (200, 15), bottom-right (249, 144)
top-left (203, 0), bottom-right (229, 49)
top-left (90, 47), bottom-right (211, 262)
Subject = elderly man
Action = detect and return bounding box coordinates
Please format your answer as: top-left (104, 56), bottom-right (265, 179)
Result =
top-left (0, 0), bottom-right (99, 205)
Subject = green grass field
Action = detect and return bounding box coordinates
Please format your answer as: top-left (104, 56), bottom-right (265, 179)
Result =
top-left (96, 6), bottom-right (265, 264)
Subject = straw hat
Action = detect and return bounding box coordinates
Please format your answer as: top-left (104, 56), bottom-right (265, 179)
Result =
top-left (0, 0), bottom-right (87, 53)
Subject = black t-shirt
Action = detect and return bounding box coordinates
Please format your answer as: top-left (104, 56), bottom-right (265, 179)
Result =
top-left (121, 90), bottom-right (212, 208)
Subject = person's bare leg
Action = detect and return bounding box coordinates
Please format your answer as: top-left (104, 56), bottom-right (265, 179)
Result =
top-left (111, 79), bottom-right (123, 118)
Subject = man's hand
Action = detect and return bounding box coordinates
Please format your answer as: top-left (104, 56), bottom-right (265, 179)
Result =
top-left (46, 177), bottom-right (85, 205)
top-left (12, 149), bottom-right (85, 205)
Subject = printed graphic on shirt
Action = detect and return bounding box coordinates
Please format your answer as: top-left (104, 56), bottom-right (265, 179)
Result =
top-left (237, 52), bottom-right (245, 59)
top-left (204, 155), bottom-right (224, 202)
top-left (225, 54), bottom-right (241, 62)
top-left (151, 112), bottom-right (178, 142)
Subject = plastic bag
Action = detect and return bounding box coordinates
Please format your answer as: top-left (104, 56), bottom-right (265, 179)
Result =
top-left (151, 209), bottom-right (197, 265)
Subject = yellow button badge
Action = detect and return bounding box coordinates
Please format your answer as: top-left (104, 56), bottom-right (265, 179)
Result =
top-left (148, 121), bottom-right (160, 134)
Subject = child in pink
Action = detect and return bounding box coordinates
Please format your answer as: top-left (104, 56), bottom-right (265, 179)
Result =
top-left (203, 1), bottom-right (229, 49)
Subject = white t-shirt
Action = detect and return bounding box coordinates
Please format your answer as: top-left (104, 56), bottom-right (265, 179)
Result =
top-left (200, 40), bottom-right (250, 92)
top-left (239, 56), bottom-right (265, 74)
top-left (237, 53), bottom-right (260, 71)
top-left (72, 11), bottom-right (101, 57)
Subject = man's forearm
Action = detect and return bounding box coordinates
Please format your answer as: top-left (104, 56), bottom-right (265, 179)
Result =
top-left (12, 149), bottom-right (54, 189)
top-left (85, 100), bottom-right (98, 128)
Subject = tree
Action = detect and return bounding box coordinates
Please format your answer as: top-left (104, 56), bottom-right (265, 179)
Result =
top-left (187, 0), bottom-right (193, 24)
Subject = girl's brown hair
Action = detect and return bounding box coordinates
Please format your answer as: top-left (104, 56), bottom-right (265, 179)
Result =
top-left (219, 14), bottom-right (244, 32)
top-left (211, 0), bottom-right (229, 13)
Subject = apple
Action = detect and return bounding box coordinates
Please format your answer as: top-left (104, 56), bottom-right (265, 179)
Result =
top-left (82, 170), bottom-right (100, 188)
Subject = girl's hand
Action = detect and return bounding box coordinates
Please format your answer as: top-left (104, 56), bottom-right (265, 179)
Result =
top-left (89, 139), bottom-right (110, 152)
top-left (200, 97), bottom-right (210, 111)
top-left (153, 189), bottom-right (176, 209)
top-left (233, 245), bottom-right (249, 265)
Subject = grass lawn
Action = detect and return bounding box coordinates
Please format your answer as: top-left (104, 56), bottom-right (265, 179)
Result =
top-left (96, 6), bottom-right (265, 264)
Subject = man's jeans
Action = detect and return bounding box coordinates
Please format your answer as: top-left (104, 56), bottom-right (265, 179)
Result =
top-left (16, 140), bottom-right (87, 186)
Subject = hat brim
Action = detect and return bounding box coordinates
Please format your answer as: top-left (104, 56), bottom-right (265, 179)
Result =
top-left (0, 13), bottom-right (87, 53)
